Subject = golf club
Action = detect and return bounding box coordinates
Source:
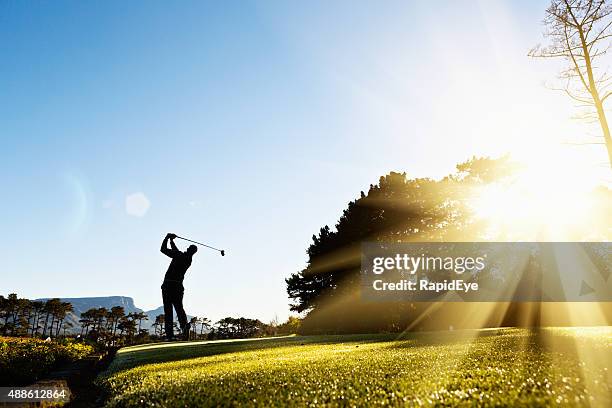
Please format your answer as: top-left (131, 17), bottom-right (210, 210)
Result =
top-left (176, 236), bottom-right (225, 256)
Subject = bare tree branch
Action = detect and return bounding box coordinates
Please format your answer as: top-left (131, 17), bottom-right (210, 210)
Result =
top-left (532, 0), bottom-right (612, 168)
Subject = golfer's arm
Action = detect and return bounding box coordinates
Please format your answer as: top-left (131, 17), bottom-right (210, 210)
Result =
top-left (170, 239), bottom-right (178, 252)
top-left (160, 237), bottom-right (173, 257)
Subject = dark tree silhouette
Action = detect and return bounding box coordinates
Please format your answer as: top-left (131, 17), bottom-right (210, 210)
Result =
top-left (107, 306), bottom-right (125, 336)
top-left (285, 158), bottom-right (527, 333)
top-left (287, 158), bottom-right (514, 313)
top-left (153, 314), bottom-right (165, 337)
top-left (199, 317), bottom-right (211, 335)
top-left (211, 317), bottom-right (266, 339)
top-left (129, 311), bottom-right (149, 332)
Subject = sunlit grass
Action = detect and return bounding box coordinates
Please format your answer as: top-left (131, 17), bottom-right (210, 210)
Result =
top-left (98, 327), bottom-right (611, 407)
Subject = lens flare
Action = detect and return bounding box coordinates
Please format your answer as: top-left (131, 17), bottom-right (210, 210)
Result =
top-left (468, 159), bottom-right (604, 240)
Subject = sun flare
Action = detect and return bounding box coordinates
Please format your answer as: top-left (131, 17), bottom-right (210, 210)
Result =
top-left (469, 159), bottom-right (606, 240)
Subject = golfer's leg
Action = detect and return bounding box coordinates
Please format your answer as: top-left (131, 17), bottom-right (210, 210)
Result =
top-left (174, 286), bottom-right (188, 330)
top-left (162, 286), bottom-right (174, 339)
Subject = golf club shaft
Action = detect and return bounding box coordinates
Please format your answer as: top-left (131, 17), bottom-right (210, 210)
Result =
top-left (176, 236), bottom-right (223, 253)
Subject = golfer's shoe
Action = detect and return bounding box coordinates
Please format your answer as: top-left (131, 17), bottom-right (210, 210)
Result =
top-left (182, 323), bottom-right (191, 341)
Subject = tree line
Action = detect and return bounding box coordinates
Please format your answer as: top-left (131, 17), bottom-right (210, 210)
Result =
top-left (2, 293), bottom-right (302, 343)
top-left (150, 315), bottom-right (301, 340)
top-left (78, 306), bottom-right (149, 345)
top-left (0, 294), bottom-right (152, 346)
top-left (0, 294), bottom-right (74, 337)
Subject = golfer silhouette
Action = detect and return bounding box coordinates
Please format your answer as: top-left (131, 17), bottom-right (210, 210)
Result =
top-left (160, 233), bottom-right (197, 340)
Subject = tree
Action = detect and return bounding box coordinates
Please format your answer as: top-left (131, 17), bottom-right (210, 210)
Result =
top-left (212, 317), bottom-right (265, 339)
top-left (1, 294), bottom-right (19, 335)
top-left (189, 317), bottom-right (199, 339)
top-left (286, 171), bottom-right (470, 313)
top-left (15, 298), bottom-right (31, 337)
top-left (153, 314), bottom-right (165, 337)
top-left (80, 309), bottom-right (96, 336)
top-left (94, 307), bottom-right (108, 333)
top-left (54, 302), bottom-right (73, 337)
top-left (29, 301), bottom-right (45, 337)
top-left (285, 158), bottom-right (520, 333)
top-left (42, 298), bottom-right (62, 337)
top-left (277, 316), bottom-right (301, 335)
top-left (0, 296), bottom-right (7, 335)
top-left (129, 312), bottom-right (148, 332)
top-left (118, 316), bottom-right (137, 339)
top-left (530, 0), bottom-right (612, 168)
top-left (108, 306), bottom-right (125, 336)
top-left (199, 317), bottom-right (211, 336)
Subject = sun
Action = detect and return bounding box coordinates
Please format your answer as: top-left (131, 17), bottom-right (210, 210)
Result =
top-left (468, 158), bottom-right (604, 240)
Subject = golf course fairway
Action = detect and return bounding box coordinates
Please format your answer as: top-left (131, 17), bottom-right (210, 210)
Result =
top-left (98, 327), bottom-right (611, 407)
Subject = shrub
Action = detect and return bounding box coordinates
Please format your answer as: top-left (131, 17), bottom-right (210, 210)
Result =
top-left (0, 337), bottom-right (94, 386)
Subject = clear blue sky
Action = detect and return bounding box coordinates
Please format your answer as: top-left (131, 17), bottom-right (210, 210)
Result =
top-left (1, 1), bottom-right (607, 322)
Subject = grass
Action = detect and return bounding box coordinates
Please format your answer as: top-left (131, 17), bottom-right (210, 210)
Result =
top-left (98, 327), bottom-right (612, 407)
top-left (0, 336), bottom-right (94, 386)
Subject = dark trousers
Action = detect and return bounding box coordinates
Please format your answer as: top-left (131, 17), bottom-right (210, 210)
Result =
top-left (161, 282), bottom-right (187, 339)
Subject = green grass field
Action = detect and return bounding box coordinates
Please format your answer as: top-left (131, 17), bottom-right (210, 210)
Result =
top-left (98, 327), bottom-right (611, 407)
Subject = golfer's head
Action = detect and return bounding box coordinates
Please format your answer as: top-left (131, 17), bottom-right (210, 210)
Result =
top-left (187, 245), bottom-right (198, 255)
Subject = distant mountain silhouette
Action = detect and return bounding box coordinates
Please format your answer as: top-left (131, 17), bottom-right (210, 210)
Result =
top-left (38, 296), bottom-right (141, 314)
top-left (35, 296), bottom-right (191, 334)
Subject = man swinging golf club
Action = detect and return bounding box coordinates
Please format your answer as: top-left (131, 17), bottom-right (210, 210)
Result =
top-left (160, 233), bottom-right (197, 341)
